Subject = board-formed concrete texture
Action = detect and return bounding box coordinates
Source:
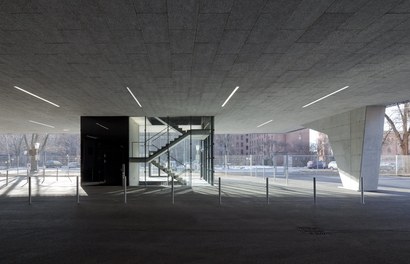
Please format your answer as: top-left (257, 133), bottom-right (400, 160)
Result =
top-left (306, 105), bottom-right (385, 191)
top-left (0, 1), bottom-right (410, 133)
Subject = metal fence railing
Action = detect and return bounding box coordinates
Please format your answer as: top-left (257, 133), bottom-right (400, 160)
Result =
top-left (215, 154), bottom-right (410, 176)
top-left (0, 154), bottom-right (80, 177)
top-left (380, 155), bottom-right (410, 175)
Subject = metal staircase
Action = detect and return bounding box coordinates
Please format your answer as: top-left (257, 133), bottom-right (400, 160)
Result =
top-left (128, 116), bottom-right (215, 186)
top-left (130, 129), bottom-right (210, 163)
top-left (129, 117), bottom-right (210, 185)
top-left (151, 160), bottom-right (189, 185)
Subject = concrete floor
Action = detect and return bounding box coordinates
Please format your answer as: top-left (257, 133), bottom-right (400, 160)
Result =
top-left (1, 173), bottom-right (410, 263)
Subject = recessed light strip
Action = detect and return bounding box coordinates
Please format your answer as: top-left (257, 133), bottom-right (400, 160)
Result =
top-left (257, 119), bottom-right (273, 128)
top-left (221, 86), bottom-right (239, 107)
top-left (96, 123), bottom-right (109, 130)
top-left (302, 86), bottom-right (349, 108)
top-left (29, 120), bottom-right (55, 128)
top-left (14, 86), bottom-right (60, 107)
top-left (126, 87), bottom-right (142, 108)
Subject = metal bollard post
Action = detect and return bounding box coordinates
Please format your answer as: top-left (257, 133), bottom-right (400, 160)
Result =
top-left (76, 175), bottom-right (80, 204)
top-left (122, 164), bottom-right (127, 204)
top-left (313, 177), bottom-right (316, 205)
top-left (171, 179), bottom-right (174, 204)
top-left (218, 177), bottom-right (221, 205)
top-left (285, 168), bottom-right (289, 185)
top-left (273, 166), bottom-right (276, 182)
top-left (266, 177), bottom-right (269, 204)
top-left (360, 177), bottom-right (365, 204)
top-left (56, 168), bottom-right (59, 181)
top-left (123, 176), bottom-right (127, 204)
top-left (6, 170), bottom-right (8, 185)
top-left (28, 176), bottom-right (32, 205)
top-left (171, 175), bottom-right (174, 205)
top-left (43, 167), bottom-right (45, 177)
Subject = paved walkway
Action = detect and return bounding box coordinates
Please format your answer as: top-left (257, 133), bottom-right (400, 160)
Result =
top-left (1, 173), bottom-right (410, 263)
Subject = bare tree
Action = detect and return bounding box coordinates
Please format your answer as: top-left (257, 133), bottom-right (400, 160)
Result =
top-left (23, 134), bottom-right (49, 173)
top-left (385, 103), bottom-right (410, 155)
top-left (0, 135), bottom-right (24, 167)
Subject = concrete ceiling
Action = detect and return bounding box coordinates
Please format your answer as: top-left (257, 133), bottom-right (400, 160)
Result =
top-left (1, 0), bottom-right (410, 133)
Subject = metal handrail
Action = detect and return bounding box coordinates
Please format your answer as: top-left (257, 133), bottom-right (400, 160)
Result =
top-left (146, 127), bottom-right (167, 142)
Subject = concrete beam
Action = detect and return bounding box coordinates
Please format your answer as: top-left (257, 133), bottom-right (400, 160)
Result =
top-left (305, 106), bottom-right (385, 191)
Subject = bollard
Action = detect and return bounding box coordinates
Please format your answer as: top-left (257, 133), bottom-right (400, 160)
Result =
top-left (28, 176), bottom-right (32, 205)
top-left (121, 164), bottom-right (127, 204)
top-left (6, 170), bottom-right (8, 186)
top-left (56, 167), bottom-right (59, 181)
top-left (285, 168), bottom-right (289, 185)
top-left (313, 177), bottom-right (316, 205)
top-left (122, 164), bottom-right (127, 204)
top-left (360, 177), bottom-right (365, 204)
top-left (171, 176), bottom-right (174, 205)
top-left (123, 176), bottom-right (127, 204)
top-left (218, 177), bottom-right (221, 205)
top-left (43, 167), bottom-right (45, 177)
top-left (76, 175), bottom-right (80, 204)
top-left (266, 177), bottom-right (269, 204)
top-left (273, 166), bottom-right (276, 182)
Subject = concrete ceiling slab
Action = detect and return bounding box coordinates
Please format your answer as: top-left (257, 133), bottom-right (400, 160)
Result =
top-left (0, 0), bottom-right (410, 133)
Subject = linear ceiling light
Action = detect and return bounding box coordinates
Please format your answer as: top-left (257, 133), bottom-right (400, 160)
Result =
top-left (221, 86), bottom-right (239, 107)
top-left (126, 87), bottom-right (142, 108)
top-left (14, 86), bottom-right (60, 107)
top-left (29, 120), bottom-right (55, 128)
top-left (302, 86), bottom-right (349, 108)
top-left (96, 123), bottom-right (109, 130)
top-left (257, 119), bottom-right (273, 128)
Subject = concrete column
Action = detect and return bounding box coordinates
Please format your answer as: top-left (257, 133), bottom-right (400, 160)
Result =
top-left (305, 106), bottom-right (385, 191)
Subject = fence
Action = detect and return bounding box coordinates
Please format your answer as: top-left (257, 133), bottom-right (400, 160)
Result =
top-left (380, 155), bottom-right (410, 175)
top-left (215, 154), bottom-right (410, 176)
top-left (0, 154), bottom-right (80, 177)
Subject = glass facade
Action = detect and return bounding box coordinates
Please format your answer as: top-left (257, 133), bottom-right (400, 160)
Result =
top-left (129, 116), bottom-right (214, 186)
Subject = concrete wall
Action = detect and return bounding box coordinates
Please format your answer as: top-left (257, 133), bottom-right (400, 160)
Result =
top-left (305, 106), bottom-right (385, 191)
top-left (129, 118), bottom-right (139, 186)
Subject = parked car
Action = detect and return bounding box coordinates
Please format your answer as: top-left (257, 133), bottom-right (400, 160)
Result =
top-left (380, 162), bottom-right (395, 171)
top-left (45, 160), bottom-right (62, 168)
top-left (68, 162), bottom-right (80, 168)
top-left (307, 160), bottom-right (327, 169)
top-left (328, 161), bottom-right (338, 170)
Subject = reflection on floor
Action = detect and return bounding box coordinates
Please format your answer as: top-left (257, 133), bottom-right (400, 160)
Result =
top-left (2, 173), bottom-right (410, 263)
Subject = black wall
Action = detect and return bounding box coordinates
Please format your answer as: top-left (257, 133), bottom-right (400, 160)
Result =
top-left (81, 117), bottom-right (129, 186)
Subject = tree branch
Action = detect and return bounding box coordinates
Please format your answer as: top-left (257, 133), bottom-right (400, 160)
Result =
top-left (23, 135), bottom-right (29, 150)
top-left (385, 114), bottom-right (403, 142)
top-left (397, 103), bottom-right (405, 122)
top-left (382, 129), bottom-right (392, 145)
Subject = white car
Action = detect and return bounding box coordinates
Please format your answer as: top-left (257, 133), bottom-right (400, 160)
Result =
top-left (328, 161), bottom-right (338, 170)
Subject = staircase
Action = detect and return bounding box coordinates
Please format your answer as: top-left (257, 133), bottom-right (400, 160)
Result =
top-left (151, 160), bottom-right (187, 185)
top-left (130, 129), bottom-right (210, 163)
top-left (129, 118), bottom-right (211, 185)
top-left (154, 117), bottom-right (185, 134)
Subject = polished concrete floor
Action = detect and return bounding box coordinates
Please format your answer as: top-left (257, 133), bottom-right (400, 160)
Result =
top-left (1, 173), bottom-right (410, 263)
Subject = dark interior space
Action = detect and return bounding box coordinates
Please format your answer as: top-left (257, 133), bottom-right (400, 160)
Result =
top-left (81, 116), bottom-right (129, 185)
